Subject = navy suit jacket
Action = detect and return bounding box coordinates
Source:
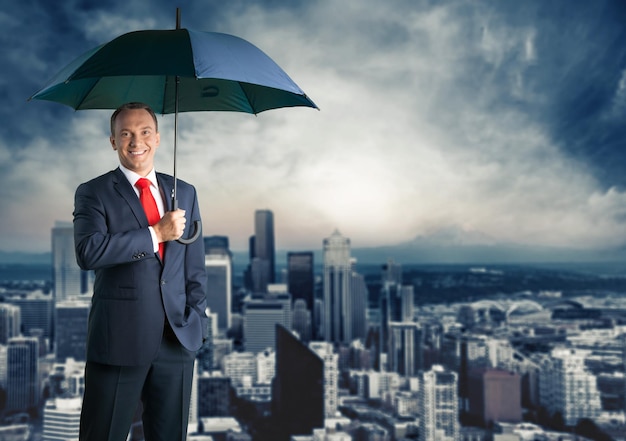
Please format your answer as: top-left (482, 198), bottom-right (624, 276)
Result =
top-left (74, 168), bottom-right (208, 366)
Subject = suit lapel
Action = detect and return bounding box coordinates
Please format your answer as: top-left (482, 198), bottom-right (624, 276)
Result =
top-left (112, 169), bottom-right (148, 227)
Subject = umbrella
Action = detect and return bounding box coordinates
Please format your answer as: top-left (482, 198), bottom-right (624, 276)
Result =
top-left (29, 8), bottom-right (317, 243)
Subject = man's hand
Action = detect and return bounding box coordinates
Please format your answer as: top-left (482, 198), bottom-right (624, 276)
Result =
top-left (153, 209), bottom-right (186, 242)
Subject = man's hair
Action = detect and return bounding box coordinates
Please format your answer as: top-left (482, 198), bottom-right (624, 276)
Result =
top-left (110, 102), bottom-right (159, 135)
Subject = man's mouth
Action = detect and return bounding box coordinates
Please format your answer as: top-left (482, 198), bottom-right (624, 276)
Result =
top-left (129, 149), bottom-right (147, 156)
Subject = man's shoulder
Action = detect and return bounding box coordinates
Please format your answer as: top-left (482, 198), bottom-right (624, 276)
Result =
top-left (80, 169), bottom-right (120, 187)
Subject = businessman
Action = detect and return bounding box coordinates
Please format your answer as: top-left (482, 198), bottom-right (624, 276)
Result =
top-left (74, 102), bottom-right (208, 441)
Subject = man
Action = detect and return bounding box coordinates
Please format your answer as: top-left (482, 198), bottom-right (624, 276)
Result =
top-left (74, 102), bottom-right (208, 441)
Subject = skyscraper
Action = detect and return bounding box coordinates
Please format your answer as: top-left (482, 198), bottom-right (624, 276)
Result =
top-left (7, 336), bottom-right (40, 413)
top-left (419, 365), bottom-right (459, 441)
top-left (287, 251), bottom-right (314, 311)
top-left (389, 322), bottom-right (422, 377)
top-left (292, 299), bottom-right (312, 343)
top-left (5, 290), bottom-right (54, 350)
top-left (538, 347), bottom-right (602, 426)
top-left (55, 298), bottom-right (90, 362)
top-left (252, 209), bottom-right (275, 291)
top-left (309, 341), bottom-right (339, 418)
top-left (52, 221), bottom-right (88, 302)
top-left (204, 236), bottom-right (232, 332)
top-left (43, 397), bottom-right (82, 441)
top-left (0, 304), bottom-right (21, 345)
top-left (273, 325), bottom-right (324, 440)
top-left (243, 288), bottom-right (291, 354)
top-left (467, 368), bottom-right (522, 425)
top-left (322, 230), bottom-right (352, 344)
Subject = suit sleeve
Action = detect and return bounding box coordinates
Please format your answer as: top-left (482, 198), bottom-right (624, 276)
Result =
top-left (74, 181), bottom-right (155, 270)
top-left (183, 185), bottom-right (209, 339)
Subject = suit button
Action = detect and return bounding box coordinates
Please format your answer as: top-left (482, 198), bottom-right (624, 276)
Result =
top-left (161, 280), bottom-right (166, 285)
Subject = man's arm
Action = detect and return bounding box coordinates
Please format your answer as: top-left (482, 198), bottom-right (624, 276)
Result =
top-left (73, 181), bottom-right (154, 270)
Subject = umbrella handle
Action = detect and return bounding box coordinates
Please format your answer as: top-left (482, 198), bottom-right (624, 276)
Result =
top-left (177, 220), bottom-right (201, 244)
top-left (173, 198), bottom-right (202, 244)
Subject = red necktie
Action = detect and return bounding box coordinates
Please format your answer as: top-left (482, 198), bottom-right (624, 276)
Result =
top-left (135, 178), bottom-right (164, 259)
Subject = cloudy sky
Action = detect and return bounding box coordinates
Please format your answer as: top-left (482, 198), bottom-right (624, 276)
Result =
top-left (2, 0), bottom-right (626, 254)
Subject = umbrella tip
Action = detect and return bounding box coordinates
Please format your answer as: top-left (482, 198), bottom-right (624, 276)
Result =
top-left (176, 8), bottom-right (181, 30)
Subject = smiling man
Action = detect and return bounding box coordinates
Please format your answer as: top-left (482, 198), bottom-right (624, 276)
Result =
top-left (73, 102), bottom-right (208, 441)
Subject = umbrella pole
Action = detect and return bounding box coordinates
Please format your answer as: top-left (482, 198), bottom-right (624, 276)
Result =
top-left (172, 8), bottom-right (201, 245)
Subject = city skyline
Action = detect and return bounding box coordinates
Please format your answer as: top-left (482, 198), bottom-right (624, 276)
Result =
top-left (3, 1), bottom-right (626, 254)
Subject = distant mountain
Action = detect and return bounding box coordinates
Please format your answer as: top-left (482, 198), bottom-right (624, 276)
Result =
top-left (350, 226), bottom-right (626, 265)
top-left (0, 250), bottom-right (51, 264)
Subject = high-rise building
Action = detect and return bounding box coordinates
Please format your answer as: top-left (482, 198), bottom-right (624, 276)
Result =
top-left (196, 311), bottom-right (216, 374)
top-left (322, 230), bottom-right (352, 344)
top-left (309, 341), bottom-right (339, 418)
top-left (0, 304), bottom-right (21, 345)
top-left (379, 282), bottom-right (414, 360)
top-left (252, 209), bottom-right (275, 289)
top-left (349, 271), bottom-right (368, 341)
top-left (381, 258), bottom-right (402, 285)
top-left (256, 349), bottom-right (276, 385)
top-left (273, 325), bottom-right (324, 440)
top-left (467, 368), bottom-right (522, 425)
top-left (6, 336), bottom-right (40, 413)
top-left (5, 290), bottom-right (53, 351)
top-left (204, 236), bottom-right (232, 332)
top-left (223, 352), bottom-right (257, 386)
top-left (287, 252), bottom-right (314, 311)
top-left (197, 371), bottom-right (231, 418)
top-left (243, 288), bottom-right (291, 354)
top-left (52, 221), bottom-right (88, 302)
top-left (539, 347), bottom-right (602, 426)
top-left (292, 299), bottom-right (312, 343)
top-left (42, 397), bottom-right (82, 441)
top-left (55, 298), bottom-right (90, 362)
top-left (389, 322), bottom-right (422, 377)
top-left (419, 365), bottom-right (459, 441)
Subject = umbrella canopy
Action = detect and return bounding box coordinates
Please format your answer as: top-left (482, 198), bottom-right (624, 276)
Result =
top-left (29, 18), bottom-right (317, 244)
top-left (29, 28), bottom-right (317, 114)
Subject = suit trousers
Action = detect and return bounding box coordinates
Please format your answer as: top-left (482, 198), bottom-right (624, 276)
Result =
top-left (79, 325), bottom-right (196, 441)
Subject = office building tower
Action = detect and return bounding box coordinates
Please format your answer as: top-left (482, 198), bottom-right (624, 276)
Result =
top-left (309, 341), bottom-right (339, 418)
top-left (0, 304), bottom-right (21, 344)
top-left (204, 237), bottom-right (232, 331)
top-left (419, 365), bottom-right (459, 441)
top-left (292, 299), bottom-right (312, 343)
top-left (323, 230), bottom-right (352, 344)
top-left (55, 298), bottom-right (90, 362)
top-left (197, 311), bottom-right (216, 374)
top-left (52, 221), bottom-right (88, 302)
top-left (243, 289), bottom-right (291, 354)
top-left (273, 325), bottom-right (324, 440)
top-left (250, 257), bottom-right (271, 294)
top-left (389, 322), bottom-right (422, 377)
top-left (197, 371), bottom-right (232, 417)
top-left (350, 271), bottom-right (368, 341)
top-left (381, 258), bottom-right (402, 284)
top-left (379, 283), bottom-right (414, 360)
top-left (6, 336), bottom-right (40, 413)
top-left (287, 252), bottom-right (314, 311)
top-left (467, 368), bottom-right (522, 425)
top-left (43, 397), bottom-right (82, 441)
top-left (5, 290), bottom-right (53, 351)
top-left (256, 349), bottom-right (276, 384)
top-left (538, 347), bottom-right (602, 426)
top-left (223, 351), bottom-right (257, 386)
top-left (252, 209), bottom-right (276, 287)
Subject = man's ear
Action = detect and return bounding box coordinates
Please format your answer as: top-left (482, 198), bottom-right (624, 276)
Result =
top-left (110, 135), bottom-right (117, 150)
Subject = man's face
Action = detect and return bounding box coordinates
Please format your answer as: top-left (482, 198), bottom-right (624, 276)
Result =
top-left (110, 108), bottom-right (160, 176)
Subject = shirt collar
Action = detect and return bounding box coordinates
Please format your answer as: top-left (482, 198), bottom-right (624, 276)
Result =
top-left (119, 165), bottom-right (158, 188)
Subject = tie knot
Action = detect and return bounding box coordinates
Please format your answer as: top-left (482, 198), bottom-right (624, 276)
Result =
top-left (135, 178), bottom-right (152, 190)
